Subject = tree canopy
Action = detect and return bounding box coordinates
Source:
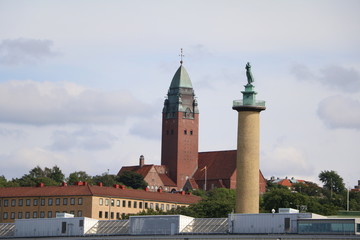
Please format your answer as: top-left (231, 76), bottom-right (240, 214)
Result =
top-left (117, 171), bottom-right (148, 189)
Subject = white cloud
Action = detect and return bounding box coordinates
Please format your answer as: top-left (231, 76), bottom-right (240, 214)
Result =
top-left (261, 146), bottom-right (315, 179)
top-left (291, 64), bottom-right (360, 93)
top-left (129, 118), bottom-right (161, 140)
top-left (317, 95), bottom-right (360, 130)
top-left (0, 80), bottom-right (154, 125)
top-left (0, 38), bottom-right (56, 65)
top-left (50, 127), bottom-right (118, 151)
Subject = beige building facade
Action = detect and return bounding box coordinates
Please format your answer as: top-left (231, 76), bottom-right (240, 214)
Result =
top-left (0, 183), bottom-right (200, 223)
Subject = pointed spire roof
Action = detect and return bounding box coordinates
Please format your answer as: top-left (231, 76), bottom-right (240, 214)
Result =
top-left (169, 65), bottom-right (193, 89)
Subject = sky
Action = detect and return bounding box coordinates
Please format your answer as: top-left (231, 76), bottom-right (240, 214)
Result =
top-left (0, 0), bottom-right (359, 188)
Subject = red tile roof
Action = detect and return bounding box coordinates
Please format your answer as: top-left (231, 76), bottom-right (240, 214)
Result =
top-left (0, 185), bottom-right (200, 204)
top-left (194, 150), bottom-right (237, 180)
top-left (158, 174), bottom-right (177, 187)
top-left (118, 165), bottom-right (153, 177)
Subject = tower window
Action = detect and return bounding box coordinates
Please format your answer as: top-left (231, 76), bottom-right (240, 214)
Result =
top-left (184, 130), bottom-right (187, 135)
top-left (171, 129), bottom-right (174, 135)
top-left (166, 130), bottom-right (169, 135)
top-left (190, 130), bottom-right (193, 135)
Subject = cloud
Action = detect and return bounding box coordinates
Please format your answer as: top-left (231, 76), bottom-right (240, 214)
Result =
top-left (129, 118), bottom-right (161, 140)
top-left (50, 127), bottom-right (118, 151)
top-left (291, 64), bottom-right (360, 93)
top-left (0, 80), bottom-right (154, 125)
top-left (0, 38), bottom-right (56, 65)
top-left (317, 95), bottom-right (360, 130)
top-left (261, 146), bottom-right (314, 178)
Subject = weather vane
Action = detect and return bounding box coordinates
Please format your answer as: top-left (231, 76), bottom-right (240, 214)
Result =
top-left (179, 48), bottom-right (184, 65)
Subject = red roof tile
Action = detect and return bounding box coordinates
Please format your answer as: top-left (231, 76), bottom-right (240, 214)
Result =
top-left (0, 185), bottom-right (200, 204)
top-left (195, 150), bottom-right (237, 180)
top-left (158, 174), bottom-right (177, 187)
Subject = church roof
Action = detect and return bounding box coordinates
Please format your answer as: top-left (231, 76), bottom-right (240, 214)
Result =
top-left (170, 65), bottom-right (193, 89)
top-left (194, 150), bottom-right (237, 180)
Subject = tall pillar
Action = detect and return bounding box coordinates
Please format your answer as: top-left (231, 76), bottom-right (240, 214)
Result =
top-left (232, 62), bottom-right (265, 214)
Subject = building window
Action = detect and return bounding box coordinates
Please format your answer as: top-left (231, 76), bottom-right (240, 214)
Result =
top-left (33, 199), bottom-right (38, 206)
top-left (40, 211), bottom-right (45, 218)
top-left (70, 211), bottom-right (74, 215)
top-left (41, 199), bottom-right (45, 206)
top-left (99, 211), bottom-right (102, 218)
top-left (105, 212), bottom-right (108, 219)
top-left (171, 205), bottom-right (175, 209)
top-left (11, 199), bottom-right (16, 207)
top-left (116, 212), bottom-right (120, 219)
top-left (128, 201), bottom-right (131, 208)
top-left (77, 211), bottom-right (82, 217)
top-left (145, 202), bottom-right (148, 209)
top-left (18, 212), bottom-right (23, 219)
top-left (190, 130), bottom-right (193, 135)
top-left (48, 198), bottom-right (53, 206)
top-left (139, 202), bottom-right (143, 209)
top-left (48, 211), bottom-right (52, 218)
top-left (357, 224), bottom-right (360, 232)
top-left (63, 198), bottom-right (68, 205)
top-left (116, 200), bottom-right (120, 207)
top-left (18, 199), bottom-right (23, 206)
top-left (110, 212), bottom-right (114, 219)
top-left (122, 200), bottom-right (126, 207)
top-left (56, 198), bottom-right (60, 205)
top-left (25, 212), bottom-right (30, 219)
top-left (26, 199), bottom-right (30, 206)
top-left (78, 198), bottom-right (83, 205)
top-left (3, 212), bottom-right (8, 219)
top-left (111, 199), bottom-right (114, 206)
top-left (166, 204), bottom-right (170, 211)
top-left (171, 129), bottom-right (174, 135)
top-left (105, 199), bottom-right (109, 206)
top-left (161, 204), bottom-right (164, 210)
top-left (184, 130), bottom-right (187, 135)
top-left (10, 212), bottom-right (15, 219)
top-left (70, 198), bottom-right (75, 205)
top-left (99, 198), bottom-right (103, 205)
top-left (0, 199), bottom-right (1, 207)
top-left (155, 203), bottom-right (159, 210)
top-left (150, 203), bottom-right (154, 209)
top-left (33, 212), bottom-right (38, 218)
top-left (133, 201), bottom-right (137, 208)
top-left (4, 200), bottom-right (8, 207)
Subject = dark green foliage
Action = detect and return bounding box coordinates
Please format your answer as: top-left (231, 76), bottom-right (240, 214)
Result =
top-left (116, 171), bottom-right (148, 189)
top-left (319, 170), bottom-right (346, 194)
top-left (67, 171), bottom-right (93, 185)
top-left (92, 173), bottom-right (120, 187)
top-left (9, 166), bottom-right (65, 187)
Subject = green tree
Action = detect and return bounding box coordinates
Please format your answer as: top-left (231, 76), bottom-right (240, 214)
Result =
top-left (319, 170), bottom-right (345, 194)
top-left (117, 171), bottom-right (148, 189)
top-left (262, 188), bottom-right (308, 212)
top-left (292, 182), bottom-right (322, 197)
top-left (11, 166), bottom-right (64, 187)
top-left (67, 171), bottom-right (93, 185)
top-left (92, 173), bottom-right (119, 187)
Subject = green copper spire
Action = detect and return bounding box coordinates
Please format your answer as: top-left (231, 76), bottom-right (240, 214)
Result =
top-left (169, 65), bottom-right (193, 89)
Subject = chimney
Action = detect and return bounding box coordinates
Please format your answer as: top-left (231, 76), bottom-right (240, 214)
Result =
top-left (61, 182), bottom-right (67, 187)
top-left (37, 183), bottom-right (45, 188)
top-left (157, 188), bottom-right (162, 193)
top-left (180, 191), bottom-right (185, 195)
top-left (120, 185), bottom-right (125, 189)
top-left (113, 184), bottom-right (119, 188)
top-left (144, 187), bottom-right (149, 192)
top-left (75, 181), bottom-right (82, 186)
top-left (83, 182), bottom-right (88, 186)
top-left (139, 155), bottom-right (145, 167)
top-left (98, 182), bottom-right (103, 187)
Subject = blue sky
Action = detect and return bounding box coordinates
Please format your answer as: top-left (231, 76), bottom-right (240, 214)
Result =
top-left (0, 0), bottom-right (359, 188)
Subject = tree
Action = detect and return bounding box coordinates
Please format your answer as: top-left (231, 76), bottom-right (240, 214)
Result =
top-left (292, 182), bottom-right (322, 197)
top-left (319, 170), bottom-right (346, 194)
top-left (262, 188), bottom-right (308, 212)
top-left (92, 173), bottom-right (119, 187)
top-left (67, 171), bottom-right (93, 185)
top-left (117, 171), bottom-right (148, 189)
top-left (11, 166), bottom-right (65, 187)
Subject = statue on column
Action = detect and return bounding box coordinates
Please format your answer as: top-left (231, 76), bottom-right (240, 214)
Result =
top-left (246, 62), bottom-right (254, 85)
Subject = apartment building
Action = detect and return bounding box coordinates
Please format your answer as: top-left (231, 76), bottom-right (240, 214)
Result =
top-left (0, 182), bottom-right (201, 223)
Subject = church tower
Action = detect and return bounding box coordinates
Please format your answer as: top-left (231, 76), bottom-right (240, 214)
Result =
top-left (161, 56), bottom-right (199, 190)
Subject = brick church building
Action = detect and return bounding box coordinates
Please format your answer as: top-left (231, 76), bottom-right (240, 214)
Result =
top-left (118, 61), bottom-right (266, 193)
